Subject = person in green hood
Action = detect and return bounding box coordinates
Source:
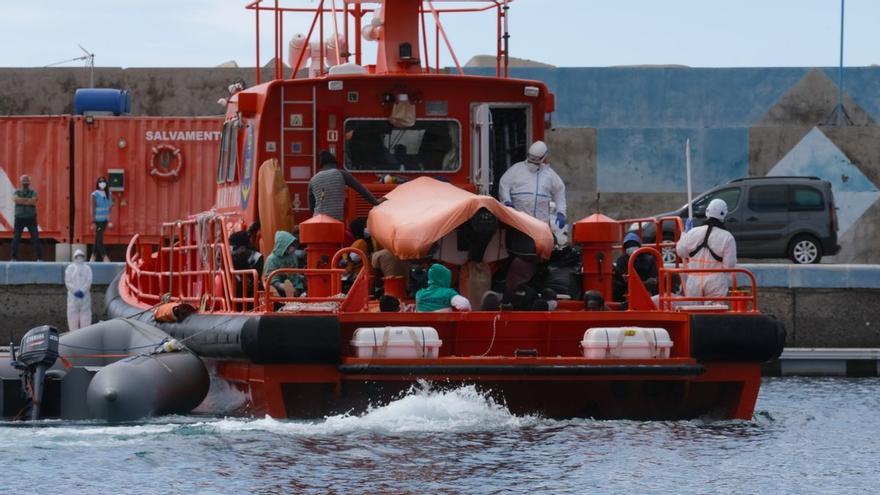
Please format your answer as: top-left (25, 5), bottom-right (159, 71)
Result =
top-left (416, 263), bottom-right (472, 312)
top-left (264, 230), bottom-right (304, 297)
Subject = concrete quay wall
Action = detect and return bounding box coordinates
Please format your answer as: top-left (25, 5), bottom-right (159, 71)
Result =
top-left (0, 262), bottom-right (878, 348)
top-left (0, 262), bottom-right (121, 342)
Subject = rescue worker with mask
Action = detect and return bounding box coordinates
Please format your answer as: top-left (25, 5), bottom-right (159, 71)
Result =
top-left (498, 141), bottom-right (567, 228)
top-left (675, 198), bottom-right (737, 301)
top-left (64, 249), bottom-right (93, 330)
top-left (612, 232), bottom-right (659, 303)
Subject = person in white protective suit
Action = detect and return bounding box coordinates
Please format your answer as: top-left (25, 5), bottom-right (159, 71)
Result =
top-left (498, 141), bottom-right (567, 227)
top-left (65, 249), bottom-right (93, 330)
top-left (675, 198), bottom-right (737, 301)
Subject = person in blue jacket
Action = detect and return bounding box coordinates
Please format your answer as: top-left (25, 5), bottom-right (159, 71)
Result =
top-left (90, 176), bottom-right (113, 261)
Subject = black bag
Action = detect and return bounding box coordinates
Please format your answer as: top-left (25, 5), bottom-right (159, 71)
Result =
top-left (544, 265), bottom-right (582, 301)
top-left (407, 266), bottom-right (429, 296)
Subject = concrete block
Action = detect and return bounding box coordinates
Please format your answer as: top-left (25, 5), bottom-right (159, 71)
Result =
top-left (756, 288), bottom-right (795, 345)
top-left (742, 264), bottom-right (789, 287)
top-left (743, 264), bottom-right (880, 289)
top-left (0, 284), bottom-right (109, 343)
top-left (0, 262), bottom-right (123, 285)
top-left (5, 262), bottom-right (64, 284)
top-left (793, 289), bottom-right (880, 347)
top-left (89, 263), bottom-right (124, 285)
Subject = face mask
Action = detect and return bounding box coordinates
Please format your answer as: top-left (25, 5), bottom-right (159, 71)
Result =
top-left (74, 256), bottom-right (85, 264)
top-left (294, 249), bottom-right (305, 258)
top-left (625, 246), bottom-right (638, 256)
top-left (363, 228), bottom-right (370, 238)
top-left (98, 182), bottom-right (107, 190)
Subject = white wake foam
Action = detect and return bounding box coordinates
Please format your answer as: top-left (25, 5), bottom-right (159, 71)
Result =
top-left (0, 384), bottom-right (540, 445)
top-left (206, 383), bottom-right (538, 436)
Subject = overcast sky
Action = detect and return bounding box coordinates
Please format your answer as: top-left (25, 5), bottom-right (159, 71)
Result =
top-left (1, 0), bottom-right (877, 69)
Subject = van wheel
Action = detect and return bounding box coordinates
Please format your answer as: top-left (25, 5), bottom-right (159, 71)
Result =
top-left (789, 235), bottom-right (822, 264)
top-left (661, 233), bottom-right (676, 264)
top-left (661, 246), bottom-right (677, 264)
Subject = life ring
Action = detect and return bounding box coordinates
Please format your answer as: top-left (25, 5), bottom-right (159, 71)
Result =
top-left (150, 144), bottom-right (184, 180)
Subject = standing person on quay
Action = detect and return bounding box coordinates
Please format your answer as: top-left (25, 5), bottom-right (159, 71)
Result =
top-left (10, 174), bottom-right (42, 261)
top-left (65, 249), bottom-right (93, 330)
top-left (90, 176), bottom-right (113, 261)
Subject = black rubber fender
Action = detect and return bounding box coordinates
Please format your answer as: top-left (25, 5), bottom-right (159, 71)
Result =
top-left (690, 313), bottom-right (786, 363)
top-left (241, 315), bottom-right (341, 364)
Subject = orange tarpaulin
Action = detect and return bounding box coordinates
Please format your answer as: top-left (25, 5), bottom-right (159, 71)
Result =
top-left (367, 177), bottom-right (554, 261)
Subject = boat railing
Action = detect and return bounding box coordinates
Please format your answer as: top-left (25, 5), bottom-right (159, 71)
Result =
top-left (245, 0), bottom-right (512, 83)
top-left (620, 215), bottom-right (686, 265)
top-left (262, 246), bottom-right (370, 312)
top-left (123, 217), bottom-right (374, 313)
top-left (626, 246), bottom-right (759, 313)
top-left (123, 215), bottom-right (246, 312)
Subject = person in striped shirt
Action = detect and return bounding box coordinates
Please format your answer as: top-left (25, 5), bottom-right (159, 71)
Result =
top-left (308, 151), bottom-right (385, 222)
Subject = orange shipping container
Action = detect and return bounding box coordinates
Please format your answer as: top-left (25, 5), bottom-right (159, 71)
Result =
top-left (0, 116), bottom-right (72, 242)
top-left (72, 116), bottom-right (224, 245)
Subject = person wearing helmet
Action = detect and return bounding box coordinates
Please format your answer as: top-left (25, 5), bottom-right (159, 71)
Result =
top-left (498, 141), bottom-right (567, 227)
top-left (612, 232), bottom-right (659, 303)
top-left (675, 198), bottom-right (737, 301)
top-left (65, 249), bottom-right (93, 330)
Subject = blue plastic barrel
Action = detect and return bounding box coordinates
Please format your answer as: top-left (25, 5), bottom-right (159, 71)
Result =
top-left (74, 88), bottom-right (132, 115)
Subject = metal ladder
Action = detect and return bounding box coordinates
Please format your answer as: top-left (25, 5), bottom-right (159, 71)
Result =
top-left (280, 84), bottom-right (317, 212)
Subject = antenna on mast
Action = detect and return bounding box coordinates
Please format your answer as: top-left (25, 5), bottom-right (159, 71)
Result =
top-left (45, 44), bottom-right (95, 88)
top-left (78, 44), bottom-right (96, 88)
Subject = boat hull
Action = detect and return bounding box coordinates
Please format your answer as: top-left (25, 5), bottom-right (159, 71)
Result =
top-left (205, 358), bottom-right (762, 420)
top-left (108, 276), bottom-right (779, 421)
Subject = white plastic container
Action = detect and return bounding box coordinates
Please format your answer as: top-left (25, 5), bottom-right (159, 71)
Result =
top-left (351, 327), bottom-right (442, 358)
top-left (581, 327), bottom-right (673, 359)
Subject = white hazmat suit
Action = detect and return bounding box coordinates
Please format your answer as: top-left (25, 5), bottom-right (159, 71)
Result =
top-left (675, 199), bottom-right (737, 301)
top-left (498, 142), bottom-right (566, 223)
top-left (65, 249), bottom-right (93, 330)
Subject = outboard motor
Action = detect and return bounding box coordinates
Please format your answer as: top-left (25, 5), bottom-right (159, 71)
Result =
top-left (11, 326), bottom-right (59, 420)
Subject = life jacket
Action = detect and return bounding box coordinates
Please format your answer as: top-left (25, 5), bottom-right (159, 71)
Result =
top-left (689, 225), bottom-right (724, 263)
top-left (153, 302), bottom-right (197, 322)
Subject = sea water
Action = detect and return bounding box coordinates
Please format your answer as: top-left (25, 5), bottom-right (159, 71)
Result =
top-left (1, 377), bottom-right (877, 494)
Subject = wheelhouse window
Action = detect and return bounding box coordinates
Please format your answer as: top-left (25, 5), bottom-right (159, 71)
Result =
top-left (343, 119), bottom-right (460, 172)
top-left (216, 120), bottom-right (239, 183)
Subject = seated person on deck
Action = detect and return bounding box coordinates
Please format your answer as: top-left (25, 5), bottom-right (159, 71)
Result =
top-left (229, 230), bottom-right (264, 300)
top-left (265, 231), bottom-right (305, 297)
top-left (612, 232), bottom-right (659, 303)
top-left (415, 264), bottom-right (471, 312)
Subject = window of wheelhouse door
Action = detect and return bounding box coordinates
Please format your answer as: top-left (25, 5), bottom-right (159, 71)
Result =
top-left (471, 103), bottom-right (530, 198)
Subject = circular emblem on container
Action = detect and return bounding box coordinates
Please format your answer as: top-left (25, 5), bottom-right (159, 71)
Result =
top-left (150, 144), bottom-right (184, 180)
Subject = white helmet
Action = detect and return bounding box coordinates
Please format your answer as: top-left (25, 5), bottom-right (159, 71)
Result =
top-left (706, 198), bottom-right (728, 221)
top-left (527, 140), bottom-right (549, 164)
